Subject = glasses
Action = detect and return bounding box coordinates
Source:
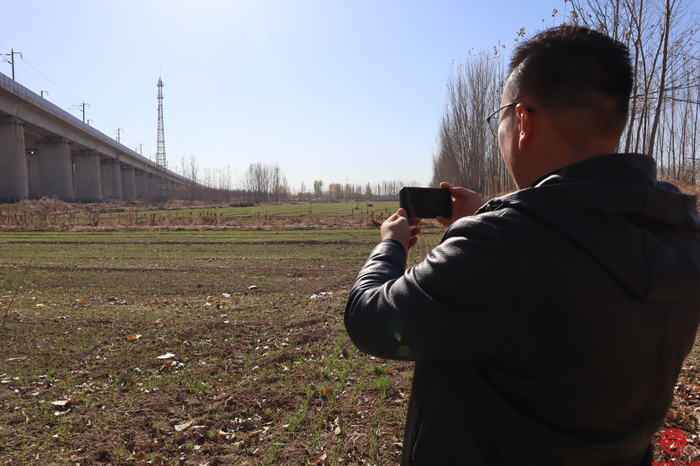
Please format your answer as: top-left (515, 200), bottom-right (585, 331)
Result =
top-left (486, 103), bottom-right (534, 137)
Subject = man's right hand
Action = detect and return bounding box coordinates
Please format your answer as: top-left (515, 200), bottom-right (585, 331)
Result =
top-left (381, 208), bottom-right (421, 255)
top-left (436, 182), bottom-right (485, 227)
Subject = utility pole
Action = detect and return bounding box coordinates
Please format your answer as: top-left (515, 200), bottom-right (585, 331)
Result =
top-left (71, 102), bottom-right (90, 123)
top-left (134, 143), bottom-right (143, 155)
top-left (1, 49), bottom-right (22, 80)
top-left (41, 91), bottom-right (49, 99)
top-left (114, 127), bottom-right (124, 143)
top-left (81, 102), bottom-right (89, 123)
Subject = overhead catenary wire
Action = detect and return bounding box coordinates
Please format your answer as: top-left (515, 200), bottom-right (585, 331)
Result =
top-left (0, 41), bottom-right (129, 143)
top-left (0, 40), bottom-right (153, 159)
top-left (0, 41), bottom-right (84, 108)
top-left (18, 57), bottom-right (83, 104)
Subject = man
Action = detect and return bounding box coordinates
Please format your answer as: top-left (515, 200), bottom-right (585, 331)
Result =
top-left (344, 26), bottom-right (700, 465)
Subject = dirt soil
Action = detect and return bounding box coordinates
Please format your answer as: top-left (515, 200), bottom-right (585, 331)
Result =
top-left (1, 309), bottom-right (410, 465)
top-left (0, 228), bottom-right (410, 466)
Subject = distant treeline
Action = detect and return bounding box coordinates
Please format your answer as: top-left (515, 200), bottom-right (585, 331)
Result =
top-left (169, 156), bottom-right (423, 203)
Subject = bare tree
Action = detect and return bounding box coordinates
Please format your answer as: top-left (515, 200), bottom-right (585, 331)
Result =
top-left (568, 0), bottom-right (700, 183)
top-left (431, 49), bottom-right (514, 198)
top-left (328, 183), bottom-right (342, 200)
top-left (313, 180), bottom-right (324, 199)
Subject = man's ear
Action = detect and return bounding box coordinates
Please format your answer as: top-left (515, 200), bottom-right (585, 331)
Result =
top-left (517, 105), bottom-right (532, 150)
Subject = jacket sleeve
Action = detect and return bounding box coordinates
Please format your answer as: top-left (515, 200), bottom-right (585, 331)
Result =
top-left (344, 217), bottom-right (512, 361)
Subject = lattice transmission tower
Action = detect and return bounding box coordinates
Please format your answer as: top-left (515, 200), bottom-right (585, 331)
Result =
top-left (155, 77), bottom-right (166, 168)
top-left (155, 76), bottom-right (168, 201)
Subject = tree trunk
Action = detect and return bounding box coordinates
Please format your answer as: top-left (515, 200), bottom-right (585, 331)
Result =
top-left (647, 0), bottom-right (671, 158)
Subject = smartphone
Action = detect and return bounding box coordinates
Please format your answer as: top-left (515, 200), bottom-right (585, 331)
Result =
top-left (399, 187), bottom-right (452, 219)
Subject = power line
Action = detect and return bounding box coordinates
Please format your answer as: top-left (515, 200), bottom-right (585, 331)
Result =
top-left (88, 106), bottom-right (121, 132)
top-left (5, 57), bottom-right (86, 115)
top-left (19, 56), bottom-right (83, 104)
top-left (0, 42), bottom-right (143, 151)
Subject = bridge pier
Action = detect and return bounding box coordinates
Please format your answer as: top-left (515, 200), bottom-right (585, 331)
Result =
top-left (111, 161), bottom-right (122, 200)
top-left (121, 166), bottom-right (136, 201)
top-left (0, 116), bottom-right (29, 201)
top-left (160, 177), bottom-right (171, 200)
top-left (73, 151), bottom-right (102, 202)
top-left (147, 173), bottom-right (158, 200)
top-left (36, 137), bottom-right (73, 200)
top-left (26, 149), bottom-right (40, 198)
top-left (100, 159), bottom-right (122, 200)
top-left (135, 169), bottom-right (149, 199)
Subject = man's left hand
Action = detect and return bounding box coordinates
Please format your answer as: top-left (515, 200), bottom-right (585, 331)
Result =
top-left (381, 208), bottom-right (421, 254)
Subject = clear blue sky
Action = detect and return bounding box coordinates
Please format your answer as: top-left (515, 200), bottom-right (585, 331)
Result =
top-left (0, 0), bottom-right (566, 192)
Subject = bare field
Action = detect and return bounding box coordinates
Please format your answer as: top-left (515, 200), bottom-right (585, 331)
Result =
top-left (0, 221), bottom-right (445, 466)
top-left (0, 205), bottom-right (698, 464)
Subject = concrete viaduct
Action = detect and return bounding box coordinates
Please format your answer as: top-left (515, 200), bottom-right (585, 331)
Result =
top-left (0, 71), bottom-right (188, 203)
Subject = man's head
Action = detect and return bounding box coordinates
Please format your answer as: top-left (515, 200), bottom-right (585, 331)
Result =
top-left (496, 26), bottom-right (634, 188)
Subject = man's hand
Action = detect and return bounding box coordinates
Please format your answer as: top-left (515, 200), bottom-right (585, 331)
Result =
top-left (381, 208), bottom-right (421, 254)
top-left (436, 182), bottom-right (485, 227)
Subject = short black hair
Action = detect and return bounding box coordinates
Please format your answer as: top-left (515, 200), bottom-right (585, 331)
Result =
top-left (508, 25), bottom-right (633, 132)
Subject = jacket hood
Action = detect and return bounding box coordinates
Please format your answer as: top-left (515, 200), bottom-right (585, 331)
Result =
top-left (478, 153), bottom-right (700, 300)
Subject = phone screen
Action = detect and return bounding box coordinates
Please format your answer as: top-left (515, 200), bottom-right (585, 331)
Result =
top-left (399, 187), bottom-right (452, 219)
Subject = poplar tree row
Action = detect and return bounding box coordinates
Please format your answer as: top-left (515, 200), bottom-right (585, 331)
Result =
top-left (431, 0), bottom-right (700, 198)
